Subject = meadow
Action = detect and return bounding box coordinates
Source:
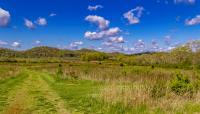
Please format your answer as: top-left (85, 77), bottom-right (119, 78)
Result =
top-left (0, 45), bottom-right (200, 113)
top-left (0, 60), bottom-right (200, 114)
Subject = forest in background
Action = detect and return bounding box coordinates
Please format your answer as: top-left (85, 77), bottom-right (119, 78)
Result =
top-left (0, 40), bottom-right (200, 69)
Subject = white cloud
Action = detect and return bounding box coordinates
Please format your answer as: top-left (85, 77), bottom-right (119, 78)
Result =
top-left (84, 27), bottom-right (121, 40)
top-left (123, 6), bottom-right (144, 24)
top-left (174, 0), bottom-right (195, 4)
top-left (49, 13), bottom-right (56, 17)
top-left (24, 18), bottom-right (35, 29)
top-left (164, 35), bottom-right (172, 45)
top-left (124, 11), bottom-right (139, 24)
top-left (35, 40), bottom-right (41, 45)
top-left (85, 31), bottom-right (103, 40)
top-left (73, 41), bottom-right (83, 45)
top-left (134, 39), bottom-right (145, 51)
top-left (0, 40), bottom-right (8, 46)
top-left (109, 45), bottom-right (125, 52)
top-left (97, 47), bottom-right (103, 50)
top-left (69, 41), bottom-right (83, 49)
top-left (85, 15), bottom-right (110, 30)
top-left (36, 17), bottom-right (47, 26)
top-left (185, 15), bottom-right (200, 26)
top-left (105, 27), bottom-right (121, 36)
top-left (167, 46), bottom-right (176, 51)
top-left (0, 8), bottom-right (10, 27)
top-left (11, 42), bottom-right (21, 48)
top-left (102, 41), bottom-right (113, 46)
top-left (109, 36), bottom-right (125, 43)
top-left (151, 40), bottom-right (159, 51)
top-left (88, 5), bottom-right (103, 11)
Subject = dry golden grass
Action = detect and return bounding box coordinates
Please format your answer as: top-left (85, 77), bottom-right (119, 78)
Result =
top-left (98, 79), bottom-right (200, 113)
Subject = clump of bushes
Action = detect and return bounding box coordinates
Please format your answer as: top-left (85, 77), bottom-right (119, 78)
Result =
top-left (170, 73), bottom-right (195, 97)
top-left (68, 71), bottom-right (78, 80)
top-left (120, 63), bottom-right (124, 67)
top-left (81, 52), bottom-right (109, 61)
top-left (150, 81), bottom-right (167, 98)
top-left (56, 64), bottom-right (63, 80)
top-left (192, 72), bottom-right (200, 92)
top-left (56, 64), bottom-right (78, 80)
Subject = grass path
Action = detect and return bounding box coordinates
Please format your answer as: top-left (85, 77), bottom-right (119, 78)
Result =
top-left (0, 72), bottom-right (27, 113)
top-left (1, 70), bottom-right (70, 114)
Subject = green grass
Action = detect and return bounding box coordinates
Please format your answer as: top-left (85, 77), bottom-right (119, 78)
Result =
top-left (42, 73), bottom-right (152, 114)
top-left (0, 63), bottom-right (200, 114)
top-left (0, 71), bottom-right (27, 112)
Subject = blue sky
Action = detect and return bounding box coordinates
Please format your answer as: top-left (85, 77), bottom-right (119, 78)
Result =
top-left (0, 0), bottom-right (200, 53)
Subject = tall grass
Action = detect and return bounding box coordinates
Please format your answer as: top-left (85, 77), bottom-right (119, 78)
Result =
top-left (2, 62), bottom-right (199, 113)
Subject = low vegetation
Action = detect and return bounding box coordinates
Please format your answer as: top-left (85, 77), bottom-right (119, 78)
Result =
top-left (0, 42), bottom-right (200, 113)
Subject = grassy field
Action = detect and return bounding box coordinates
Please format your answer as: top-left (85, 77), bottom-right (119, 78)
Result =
top-left (0, 62), bottom-right (200, 114)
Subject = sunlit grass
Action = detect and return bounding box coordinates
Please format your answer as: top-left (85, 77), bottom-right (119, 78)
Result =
top-left (0, 63), bottom-right (200, 114)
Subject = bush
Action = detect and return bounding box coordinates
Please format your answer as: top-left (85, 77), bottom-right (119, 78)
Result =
top-left (81, 52), bottom-right (109, 61)
top-left (150, 81), bottom-right (166, 98)
top-left (170, 73), bottom-right (194, 97)
top-left (69, 71), bottom-right (78, 80)
top-left (56, 64), bottom-right (63, 79)
top-left (193, 74), bottom-right (200, 92)
top-left (120, 63), bottom-right (124, 67)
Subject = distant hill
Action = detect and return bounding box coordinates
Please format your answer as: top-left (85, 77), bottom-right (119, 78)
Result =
top-left (0, 48), bottom-right (19, 58)
top-left (0, 46), bottom-right (105, 59)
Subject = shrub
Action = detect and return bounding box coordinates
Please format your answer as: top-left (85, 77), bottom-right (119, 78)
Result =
top-left (69, 71), bottom-right (78, 80)
top-left (193, 74), bottom-right (200, 92)
top-left (122, 71), bottom-right (127, 76)
top-left (150, 81), bottom-right (166, 98)
top-left (56, 64), bottom-right (63, 79)
top-left (81, 52), bottom-right (109, 61)
top-left (120, 63), bottom-right (124, 67)
top-left (170, 73), bottom-right (194, 97)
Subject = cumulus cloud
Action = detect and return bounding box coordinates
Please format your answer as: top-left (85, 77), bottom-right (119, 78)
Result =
top-left (104, 27), bottom-right (121, 36)
top-left (36, 17), bottom-right (47, 26)
top-left (85, 15), bottom-right (110, 30)
top-left (97, 47), bottom-right (103, 50)
top-left (109, 45), bottom-right (126, 52)
top-left (84, 31), bottom-right (103, 40)
top-left (109, 36), bottom-right (125, 43)
top-left (35, 40), bottom-right (41, 45)
top-left (133, 39), bottom-right (146, 53)
top-left (73, 41), bottom-right (83, 45)
top-left (0, 8), bottom-right (10, 27)
top-left (0, 40), bottom-right (8, 46)
top-left (24, 18), bottom-right (35, 29)
top-left (84, 27), bottom-right (121, 40)
top-left (174, 0), bottom-right (195, 4)
top-left (167, 46), bottom-right (176, 51)
top-left (88, 5), bottom-right (103, 11)
top-left (49, 13), bottom-right (56, 17)
top-left (185, 15), bottom-right (200, 26)
top-left (102, 41), bottom-right (113, 46)
top-left (11, 42), bottom-right (21, 48)
top-left (164, 35), bottom-right (172, 46)
top-left (123, 6), bottom-right (144, 24)
top-left (69, 41), bottom-right (83, 49)
top-left (135, 39), bottom-right (145, 48)
top-left (151, 40), bottom-right (160, 51)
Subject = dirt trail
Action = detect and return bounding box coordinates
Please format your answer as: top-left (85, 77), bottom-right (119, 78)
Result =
top-left (3, 70), bottom-right (70, 114)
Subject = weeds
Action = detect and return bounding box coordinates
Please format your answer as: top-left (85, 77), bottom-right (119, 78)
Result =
top-left (150, 81), bottom-right (167, 98)
top-left (170, 73), bottom-right (195, 97)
